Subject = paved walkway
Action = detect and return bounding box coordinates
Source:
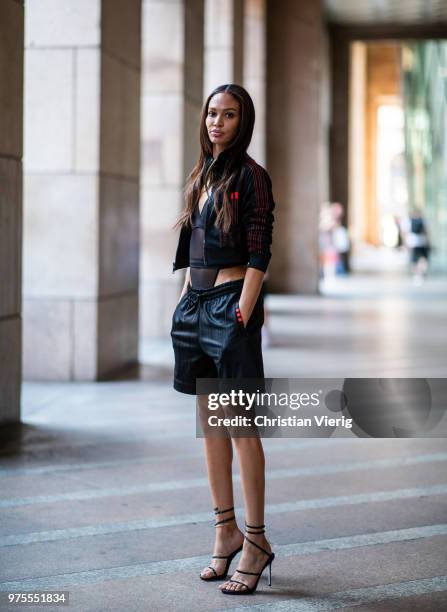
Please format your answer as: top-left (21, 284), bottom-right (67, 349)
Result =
top-left (1, 272), bottom-right (446, 611)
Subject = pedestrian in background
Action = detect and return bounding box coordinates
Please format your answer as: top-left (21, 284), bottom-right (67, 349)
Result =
top-left (402, 207), bottom-right (431, 285)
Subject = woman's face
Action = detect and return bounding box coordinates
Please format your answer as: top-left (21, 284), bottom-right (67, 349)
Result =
top-left (205, 92), bottom-right (240, 150)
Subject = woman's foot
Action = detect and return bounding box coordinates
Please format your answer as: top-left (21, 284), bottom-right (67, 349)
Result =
top-left (200, 522), bottom-right (244, 580)
top-left (219, 531), bottom-right (272, 592)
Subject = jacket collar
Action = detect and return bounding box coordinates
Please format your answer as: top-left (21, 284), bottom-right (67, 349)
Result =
top-left (205, 147), bottom-right (233, 170)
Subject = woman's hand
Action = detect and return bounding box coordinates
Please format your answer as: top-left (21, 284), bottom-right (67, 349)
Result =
top-left (237, 301), bottom-right (253, 328)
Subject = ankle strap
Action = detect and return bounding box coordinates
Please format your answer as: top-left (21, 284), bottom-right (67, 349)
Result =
top-left (215, 515), bottom-right (235, 527)
top-left (214, 505), bottom-right (234, 515)
top-left (214, 505), bottom-right (236, 527)
top-left (245, 520), bottom-right (265, 534)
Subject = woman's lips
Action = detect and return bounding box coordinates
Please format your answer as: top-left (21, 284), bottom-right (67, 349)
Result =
top-left (210, 131), bottom-right (223, 136)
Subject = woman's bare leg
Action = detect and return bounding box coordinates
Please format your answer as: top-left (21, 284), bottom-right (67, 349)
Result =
top-left (219, 436), bottom-right (272, 592)
top-left (198, 395), bottom-right (244, 579)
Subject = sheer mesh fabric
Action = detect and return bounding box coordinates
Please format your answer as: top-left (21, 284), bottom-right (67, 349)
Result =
top-left (189, 197), bottom-right (219, 289)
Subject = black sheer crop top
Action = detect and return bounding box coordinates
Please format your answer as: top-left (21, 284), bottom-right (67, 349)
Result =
top-left (189, 194), bottom-right (219, 289)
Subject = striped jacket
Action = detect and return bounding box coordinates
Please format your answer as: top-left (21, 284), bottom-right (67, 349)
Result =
top-left (172, 149), bottom-right (276, 274)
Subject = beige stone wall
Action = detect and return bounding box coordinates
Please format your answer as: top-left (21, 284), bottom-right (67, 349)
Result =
top-left (0, 0), bottom-right (24, 423)
top-left (23, 0), bottom-right (141, 380)
top-left (244, 0), bottom-right (266, 165)
top-left (141, 0), bottom-right (271, 341)
top-left (266, 0), bottom-right (324, 294)
top-left (184, 0), bottom-right (206, 178)
top-left (204, 0), bottom-right (244, 96)
top-left (349, 42), bottom-right (367, 247)
top-left (319, 25), bottom-right (331, 220)
top-left (140, 0), bottom-right (204, 340)
top-left (364, 43), bottom-right (401, 245)
top-left (98, 0), bottom-right (141, 377)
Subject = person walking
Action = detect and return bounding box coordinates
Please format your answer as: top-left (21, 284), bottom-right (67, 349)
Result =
top-left (170, 84), bottom-right (276, 595)
top-left (403, 208), bottom-right (431, 285)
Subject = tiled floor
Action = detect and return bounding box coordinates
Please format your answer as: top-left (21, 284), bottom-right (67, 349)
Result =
top-left (1, 271), bottom-right (446, 611)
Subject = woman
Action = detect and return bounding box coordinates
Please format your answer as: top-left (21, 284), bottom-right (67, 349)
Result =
top-left (170, 84), bottom-right (276, 595)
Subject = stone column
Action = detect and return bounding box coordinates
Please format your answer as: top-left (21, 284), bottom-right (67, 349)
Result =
top-left (204, 0), bottom-right (244, 95)
top-left (0, 0), bottom-right (24, 424)
top-left (266, 0), bottom-right (324, 294)
top-left (23, 0), bottom-right (141, 380)
top-left (244, 0), bottom-right (266, 165)
top-left (349, 42), bottom-right (367, 248)
top-left (140, 0), bottom-right (204, 341)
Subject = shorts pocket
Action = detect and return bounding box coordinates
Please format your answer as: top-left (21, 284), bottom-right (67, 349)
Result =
top-left (235, 302), bottom-right (245, 328)
top-left (233, 301), bottom-right (249, 337)
top-left (234, 295), bottom-right (264, 333)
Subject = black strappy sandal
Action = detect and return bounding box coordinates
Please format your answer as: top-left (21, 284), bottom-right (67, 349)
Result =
top-left (221, 520), bottom-right (275, 595)
top-left (199, 506), bottom-right (243, 581)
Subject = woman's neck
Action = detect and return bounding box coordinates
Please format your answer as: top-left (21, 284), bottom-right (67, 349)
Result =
top-left (213, 144), bottom-right (225, 159)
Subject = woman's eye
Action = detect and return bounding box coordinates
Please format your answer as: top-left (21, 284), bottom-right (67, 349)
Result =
top-left (208, 111), bottom-right (235, 118)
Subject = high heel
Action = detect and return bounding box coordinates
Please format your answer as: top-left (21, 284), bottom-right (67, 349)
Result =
top-left (221, 521), bottom-right (275, 595)
top-left (199, 506), bottom-right (243, 581)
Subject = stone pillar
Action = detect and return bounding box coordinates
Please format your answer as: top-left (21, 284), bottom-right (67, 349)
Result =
top-left (266, 0), bottom-right (324, 294)
top-left (140, 0), bottom-right (204, 341)
top-left (23, 0), bottom-right (141, 380)
top-left (244, 0), bottom-right (266, 165)
top-left (204, 0), bottom-right (244, 95)
top-left (349, 42), bottom-right (367, 248)
top-left (0, 0), bottom-right (24, 424)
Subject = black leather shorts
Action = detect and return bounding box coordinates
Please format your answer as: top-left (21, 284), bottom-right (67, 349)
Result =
top-left (170, 278), bottom-right (264, 395)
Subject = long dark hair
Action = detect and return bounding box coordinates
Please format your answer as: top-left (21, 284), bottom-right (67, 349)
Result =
top-left (173, 84), bottom-right (255, 235)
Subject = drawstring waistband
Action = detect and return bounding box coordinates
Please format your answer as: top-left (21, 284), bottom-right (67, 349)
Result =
top-left (187, 278), bottom-right (244, 305)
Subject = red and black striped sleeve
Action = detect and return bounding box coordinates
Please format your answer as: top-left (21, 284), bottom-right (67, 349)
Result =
top-left (241, 159), bottom-right (276, 273)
